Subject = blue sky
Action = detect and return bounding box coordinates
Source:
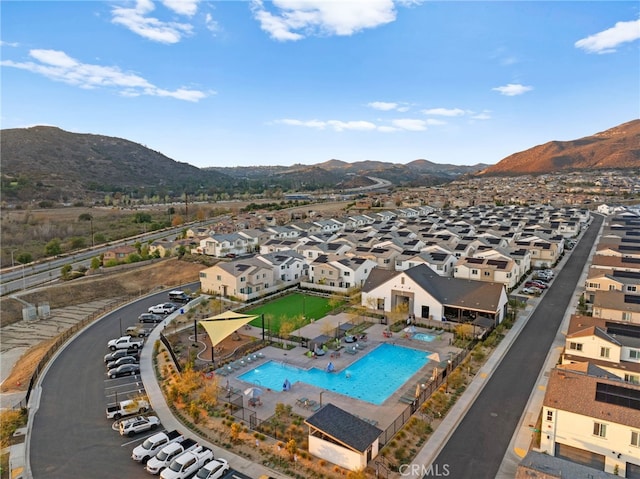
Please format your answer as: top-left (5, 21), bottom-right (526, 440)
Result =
top-left (1, 1), bottom-right (639, 168)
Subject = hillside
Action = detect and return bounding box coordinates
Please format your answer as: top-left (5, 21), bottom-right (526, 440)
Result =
top-left (0, 126), bottom-right (230, 203)
top-left (477, 119), bottom-right (640, 176)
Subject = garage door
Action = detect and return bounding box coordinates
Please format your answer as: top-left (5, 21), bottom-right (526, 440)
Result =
top-left (554, 443), bottom-right (605, 470)
top-left (627, 462), bottom-right (640, 479)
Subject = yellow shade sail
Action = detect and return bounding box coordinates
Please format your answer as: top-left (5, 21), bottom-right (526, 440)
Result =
top-left (199, 311), bottom-right (260, 348)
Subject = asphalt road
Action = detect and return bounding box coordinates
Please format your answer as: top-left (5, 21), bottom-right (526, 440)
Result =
top-left (429, 214), bottom-right (603, 479)
top-left (29, 289), bottom-right (170, 478)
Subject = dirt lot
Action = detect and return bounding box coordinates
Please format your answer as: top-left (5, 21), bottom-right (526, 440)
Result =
top-left (0, 258), bottom-right (204, 393)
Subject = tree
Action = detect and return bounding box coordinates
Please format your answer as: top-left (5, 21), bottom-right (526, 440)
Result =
top-left (90, 257), bottom-right (102, 270)
top-left (16, 253), bottom-right (32, 264)
top-left (45, 238), bottom-right (62, 256)
top-left (171, 214), bottom-right (184, 227)
top-left (133, 212), bottom-right (152, 223)
top-left (285, 438), bottom-right (297, 460)
top-left (230, 422), bottom-right (242, 443)
top-left (279, 320), bottom-right (294, 348)
top-left (60, 264), bottom-right (72, 280)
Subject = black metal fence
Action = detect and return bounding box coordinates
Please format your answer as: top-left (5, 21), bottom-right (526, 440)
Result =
top-left (378, 347), bottom-right (470, 447)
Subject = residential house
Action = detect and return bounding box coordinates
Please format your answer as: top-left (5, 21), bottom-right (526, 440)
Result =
top-left (562, 315), bottom-right (640, 385)
top-left (540, 366), bottom-right (640, 476)
top-left (199, 232), bottom-right (257, 258)
top-left (453, 256), bottom-right (518, 290)
top-left (585, 270), bottom-right (640, 304)
top-left (592, 290), bottom-right (640, 323)
top-left (395, 250), bottom-right (457, 277)
top-left (303, 254), bottom-right (377, 293)
top-left (297, 241), bottom-right (351, 261)
top-left (103, 245), bottom-right (137, 265)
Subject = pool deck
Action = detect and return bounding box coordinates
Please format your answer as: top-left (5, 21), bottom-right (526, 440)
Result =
top-left (224, 312), bottom-right (461, 428)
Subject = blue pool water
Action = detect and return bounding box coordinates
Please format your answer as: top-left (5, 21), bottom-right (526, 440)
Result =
top-left (412, 332), bottom-right (435, 342)
top-left (238, 343), bottom-right (432, 405)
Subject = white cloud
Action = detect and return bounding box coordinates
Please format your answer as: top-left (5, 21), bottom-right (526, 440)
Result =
top-left (251, 0), bottom-right (399, 41)
top-left (276, 116), bottom-right (433, 132)
top-left (111, 0), bottom-right (193, 44)
top-left (492, 83), bottom-right (533, 96)
top-left (470, 111), bottom-right (491, 120)
top-left (575, 18), bottom-right (640, 54)
top-left (1, 40), bottom-right (19, 47)
top-left (391, 118), bottom-right (427, 131)
top-left (205, 13), bottom-right (220, 33)
top-left (327, 120), bottom-right (377, 131)
top-left (425, 118), bottom-right (446, 126)
top-left (277, 118), bottom-right (326, 129)
top-left (162, 0), bottom-right (199, 17)
top-left (368, 101), bottom-right (399, 111)
top-left (422, 107), bottom-right (465, 117)
top-left (1, 49), bottom-right (209, 102)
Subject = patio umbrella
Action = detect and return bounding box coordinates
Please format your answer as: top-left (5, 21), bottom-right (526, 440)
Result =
top-left (415, 383), bottom-right (422, 398)
top-left (244, 386), bottom-right (264, 399)
top-left (282, 379), bottom-right (291, 391)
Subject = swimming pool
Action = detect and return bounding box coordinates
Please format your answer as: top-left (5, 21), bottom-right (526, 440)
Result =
top-left (238, 343), bottom-right (432, 405)
top-left (412, 332), bottom-right (435, 342)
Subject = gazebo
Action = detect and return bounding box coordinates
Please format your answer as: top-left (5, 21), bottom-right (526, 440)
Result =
top-left (198, 311), bottom-right (262, 365)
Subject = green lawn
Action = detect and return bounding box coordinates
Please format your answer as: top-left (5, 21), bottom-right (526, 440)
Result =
top-left (244, 293), bottom-right (339, 332)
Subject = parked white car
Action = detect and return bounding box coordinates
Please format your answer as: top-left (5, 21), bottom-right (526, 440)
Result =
top-left (119, 415), bottom-right (160, 437)
top-left (148, 303), bottom-right (177, 315)
top-left (194, 458), bottom-right (229, 479)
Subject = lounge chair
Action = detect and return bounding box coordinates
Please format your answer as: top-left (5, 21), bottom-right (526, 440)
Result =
top-left (256, 352), bottom-right (265, 359)
top-left (216, 368), bottom-right (229, 377)
top-left (309, 402), bottom-right (321, 412)
top-left (399, 396), bottom-right (416, 404)
top-left (344, 348), bottom-right (357, 355)
top-left (355, 343), bottom-right (367, 350)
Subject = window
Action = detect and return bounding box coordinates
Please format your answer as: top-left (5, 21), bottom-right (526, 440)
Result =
top-left (600, 347), bottom-right (610, 359)
top-left (593, 422), bottom-right (607, 437)
top-left (628, 286), bottom-right (637, 293)
top-left (344, 271), bottom-right (350, 276)
top-left (630, 349), bottom-right (640, 360)
top-left (632, 431), bottom-right (640, 447)
top-left (546, 410), bottom-right (553, 422)
top-left (623, 312), bottom-right (633, 321)
top-left (484, 271), bottom-right (491, 276)
top-left (625, 374), bottom-right (640, 385)
top-left (569, 342), bottom-right (583, 351)
top-left (609, 285), bottom-right (616, 291)
top-left (588, 282), bottom-right (600, 289)
top-left (401, 277), bottom-right (405, 285)
top-left (471, 269), bottom-right (478, 275)
top-left (216, 275), bottom-right (221, 281)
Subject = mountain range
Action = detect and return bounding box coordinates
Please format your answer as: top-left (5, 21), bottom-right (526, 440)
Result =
top-left (1, 119), bottom-right (638, 205)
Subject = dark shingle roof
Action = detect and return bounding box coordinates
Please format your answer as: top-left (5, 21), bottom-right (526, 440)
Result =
top-left (305, 403), bottom-right (382, 453)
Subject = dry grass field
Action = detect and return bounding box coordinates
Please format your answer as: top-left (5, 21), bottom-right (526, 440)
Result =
top-left (0, 259), bottom-right (204, 392)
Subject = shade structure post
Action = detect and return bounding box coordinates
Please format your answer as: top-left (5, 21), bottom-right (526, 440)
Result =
top-left (261, 314), bottom-right (265, 342)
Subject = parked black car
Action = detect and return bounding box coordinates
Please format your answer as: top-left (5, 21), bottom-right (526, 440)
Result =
top-left (104, 348), bottom-right (140, 364)
top-left (138, 312), bottom-right (164, 323)
top-left (107, 363), bottom-right (141, 379)
top-left (106, 355), bottom-right (139, 370)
